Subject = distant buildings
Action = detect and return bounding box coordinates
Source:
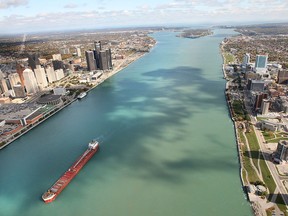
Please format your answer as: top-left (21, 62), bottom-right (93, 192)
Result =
top-left (8, 73), bottom-right (21, 87)
top-left (76, 48), bottom-right (81, 57)
top-left (52, 54), bottom-right (62, 61)
top-left (23, 69), bottom-right (39, 94)
top-left (277, 70), bottom-right (288, 84)
top-left (243, 53), bottom-right (250, 66)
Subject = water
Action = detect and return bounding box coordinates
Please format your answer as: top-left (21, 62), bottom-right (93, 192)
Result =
top-left (0, 29), bottom-right (252, 216)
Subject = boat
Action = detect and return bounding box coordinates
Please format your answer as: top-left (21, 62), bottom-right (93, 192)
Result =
top-left (77, 92), bottom-right (87, 99)
top-left (41, 140), bottom-right (99, 203)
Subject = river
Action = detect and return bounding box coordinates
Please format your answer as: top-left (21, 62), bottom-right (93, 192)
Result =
top-left (0, 29), bottom-right (252, 216)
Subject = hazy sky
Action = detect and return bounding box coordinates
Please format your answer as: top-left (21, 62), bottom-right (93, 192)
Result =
top-left (1, 0), bottom-right (288, 33)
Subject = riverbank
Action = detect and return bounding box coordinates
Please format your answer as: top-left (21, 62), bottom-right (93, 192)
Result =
top-left (0, 51), bottom-right (149, 150)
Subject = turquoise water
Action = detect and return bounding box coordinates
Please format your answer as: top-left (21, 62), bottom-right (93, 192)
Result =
top-left (0, 29), bottom-right (252, 216)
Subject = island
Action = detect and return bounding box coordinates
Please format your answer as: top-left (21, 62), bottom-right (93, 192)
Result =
top-left (177, 29), bottom-right (212, 39)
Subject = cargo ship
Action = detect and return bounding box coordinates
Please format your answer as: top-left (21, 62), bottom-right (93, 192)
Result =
top-left (42, 140), bottom-right (99, 203)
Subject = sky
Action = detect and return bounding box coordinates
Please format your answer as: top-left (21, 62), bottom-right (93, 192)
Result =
top-left (1, 0), bottom-right (288, 34)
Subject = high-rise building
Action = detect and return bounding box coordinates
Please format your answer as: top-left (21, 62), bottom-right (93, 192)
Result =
top-left (0, 79), bottom-right (9, 93)
top-left (99, 51), bottom-right (109, 70)
top-left (13, 84), bottom-right (26, 98)
top-left (52, 54), bottom-right (62, 61)
top-left (46, 66), bottom-right (57, 83)
top-left (94, 41), bottom-right (101, 53)
top-left (260, 99), bottom-right (269, 115)
top-left (28, 54), bottom-right (40, 71)
top-left (255, 55), bottom-right (268, 73)
top-left (16, 63), bottom-right (25, 86)
top-left (85, 51), bottom-right (97, 71)
top-left (243, 53), bottom-right (250, 65)
top-left (60, 48), bottom-right (70, 54)
top-left (106, 49), bottom-right (113, 69)
top-left (8, 73), bottom-right (21, 87)
top-left (254, 93), bottom-right (268, 110)
top-left (55, 69), bottom-right (65, 81)
top-left (76, 48), bottom-right (81, 57)
top-left (52, 60), bottom-right (64, 70)
top-left (277, 70), bottom-right (288, 84)
top-left (274, 140), bottom-right (288, 163)
top-left (23, 69), bottom-right (39, 94)
top-left (34, 66), bottom-right (48, 90)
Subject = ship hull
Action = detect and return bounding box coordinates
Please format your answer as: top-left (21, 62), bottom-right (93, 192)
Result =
top-left (42, 141), bottom-right (99, 203)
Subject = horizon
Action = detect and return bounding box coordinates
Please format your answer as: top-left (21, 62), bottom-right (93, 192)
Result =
top-left (1, 0), bottom-right (288, 34)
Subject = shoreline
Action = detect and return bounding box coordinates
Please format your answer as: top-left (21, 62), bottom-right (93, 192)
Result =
top-left (0, 51), bottom-right (150, 150)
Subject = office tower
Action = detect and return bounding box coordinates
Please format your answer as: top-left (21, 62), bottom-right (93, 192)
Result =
top-left (8, 73), bottom-right (21, 87)
top-left (52, 54), bottom-right (62, 61)
top-left (260, 99), bottom-right (269, 115)
top-left (254, 93), bottom-right (268, 110)
top-left (0, 70), bottom-right (4, 79)
top-left (85, 51), bottom-right (97, 71)
top-left (13, 84), bottom-right (26, 98)
top-left (52, 60), bottom-right (64, 70)
top-left (243, 53), bottom-right (250, 65)
top-left (76, 48), bottom-right (81, 57)
top-left (94, 41), bottom-right (101, 53)
top-left (28, 54), bottom-right (40, 71)
top-left (0, 79), bottom-right (9, 93)
top-left (34, 66), bottom-right (48, 90)
top-left (107, 48), bottom-right (113, 69)
top-left (46, 66), bottom-right (57, 83)
top-left (99, 51), bottom-right (109, 70)
top-left (23, 69), bottom-right (39, 94)
top-left (277, 70), bottom-right (288, 84)
top-left (255, 55), bottom-right (268, 73)
top-left (55, 69), bottom-right (64, 80)
top-left (16, 63), bottom-right (25, 86)
top-left (247, 79), bottom-right (265, 92)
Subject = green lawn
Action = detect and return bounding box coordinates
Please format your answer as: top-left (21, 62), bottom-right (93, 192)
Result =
top-left (224, 52), bottom-right (236, 64)
top-left (245, 129), bottom-right (260, 169)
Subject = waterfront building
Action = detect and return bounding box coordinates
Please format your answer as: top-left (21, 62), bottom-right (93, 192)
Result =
top-left (85, 51), bottom-right (97, 71)
top-left (46, 66), bottom-right (57, 83)
top-left (99, 51), bottom-right (109, 70)
top-left (34, 66), bottom-right (48, 90)
top-left (23, 69), bottom-right (39, 94)
top-left (37, 94), bottom-right (62, 105)
top-left (55, 69), bottom-right (65, 81)
top-left (28, 54), bottom-right (40, 71)
top-left (13, 84), bottom-right (26, 98)
top-left (255, 55), bottom-right (268, 74)
top-left (8, 73), bottom-right (21, 87)
top-left (274, 140), bottom-right (288, 163)
top-left (53, 87), bottom-right (66, 95)
top-left (253, 93), bottom-right (268, 110)
top-left (52, 54), bottom-right (62, 61)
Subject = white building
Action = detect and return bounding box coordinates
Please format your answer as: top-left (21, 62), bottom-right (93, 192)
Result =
top-left (8, 73), bottom-right (21, 87)
top-left (55, 69), bottom-right (65, 81)
top-left (255, 55), bottom-right (268, 74)
top-left (243, 53), bottom-right (250, 65)
top-left (23, 69), bottom-right (39, 94)
top-left (34, 66), bottom-right (48, 90)
top-left (0, 79), bottom-right (9, 93)
top-left (53, 87), bottom-right (66, 95)
top-left (46, 66), bottom-right (57, 83)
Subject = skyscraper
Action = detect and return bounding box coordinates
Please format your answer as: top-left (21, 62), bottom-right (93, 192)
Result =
top-left (34, 66), bottom-right (48, 90)
top-left (13, 84), bottom-right (26, 98)
top-left (28, 54), bottom-right (40, 71)
top-left (0, 79), bottom-right (9, 93)
top-left (76, 48), bottom-right (81, 57)
top-left (243, 53), bottom-right (250, 65)
top-left (16, 63), bottom-right (25, 86)
top-left (55, 69), bottom-right (65, 80)
top-left (23, 69), bottom-right (39, 94)
top-left (8, 73), bottom-right (21, 87)
top-left (52, 60), bottom-right (64, 70)
top-left (85, 51), bottom-right (97, 71)
top-left (255, 55), bottom-right (268, 73)
top-left (99, 51), bottom-right (109, 70)
top-left (46, 66), bottom-right (57, 83)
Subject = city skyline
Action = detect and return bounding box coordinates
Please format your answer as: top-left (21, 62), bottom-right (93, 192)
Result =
top-left (1, 0), bottom-right (288, 34)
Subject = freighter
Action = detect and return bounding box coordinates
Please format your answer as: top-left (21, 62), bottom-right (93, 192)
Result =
top-left (42, 140), bottom-right (99, 203)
